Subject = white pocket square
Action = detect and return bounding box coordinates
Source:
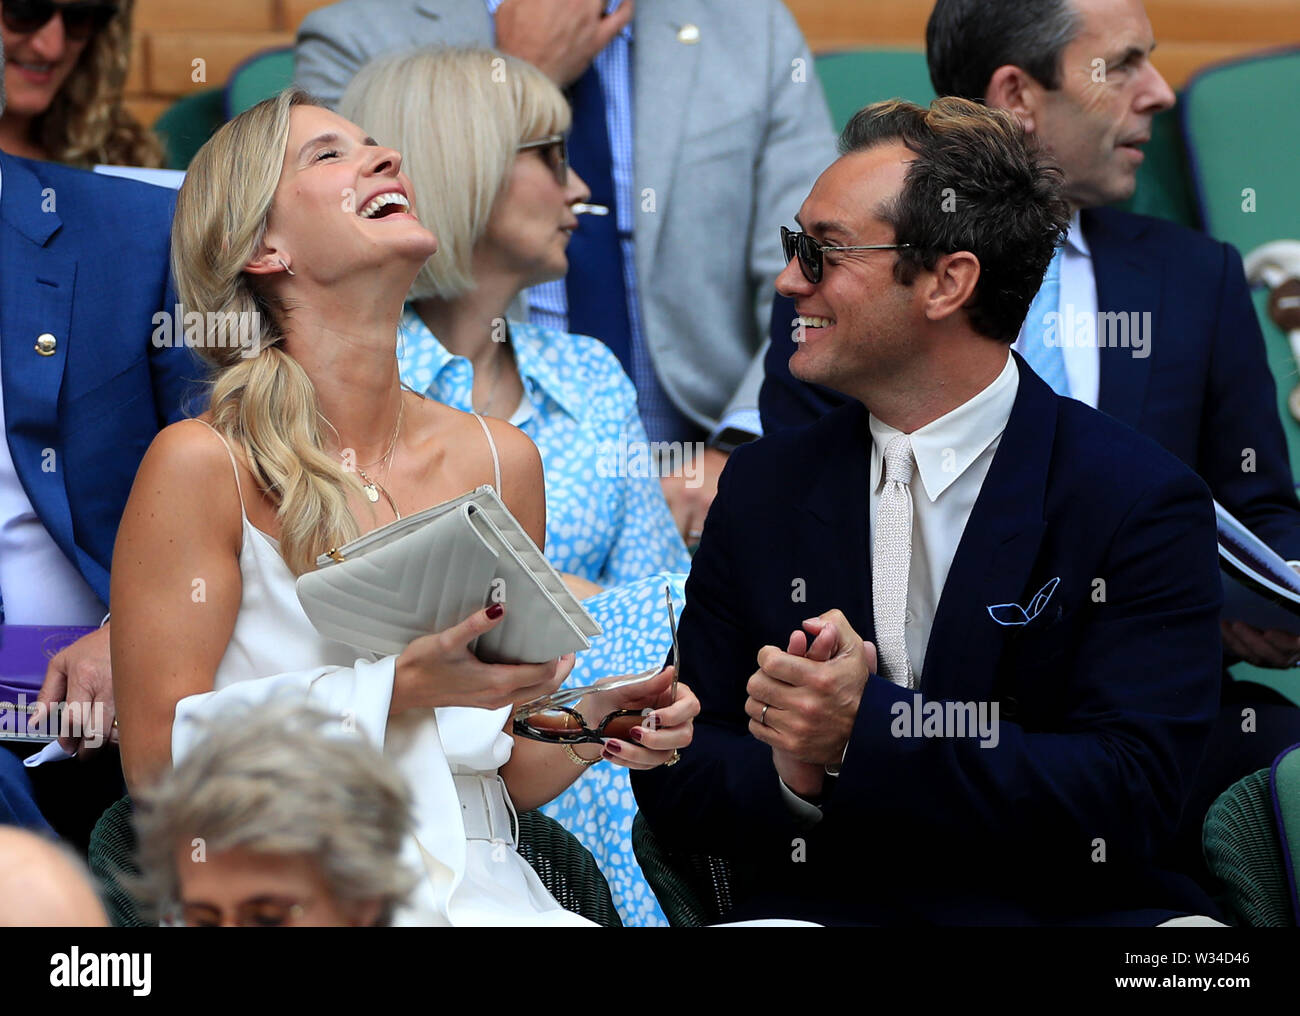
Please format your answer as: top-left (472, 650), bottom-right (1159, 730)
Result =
top-left (986, 577), bottom-right (1060, 627)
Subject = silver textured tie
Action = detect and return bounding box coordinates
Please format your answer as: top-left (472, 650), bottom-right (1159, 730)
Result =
top-left (873, 435), bottom-right (915, 688)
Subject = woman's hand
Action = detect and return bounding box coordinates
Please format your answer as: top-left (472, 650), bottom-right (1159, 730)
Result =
top-left (579, 666), bottom-right (699, 769)
top-left (393, 604), bottom-right (572, 714)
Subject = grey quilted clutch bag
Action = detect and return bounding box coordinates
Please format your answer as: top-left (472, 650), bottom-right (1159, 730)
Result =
top-left (295, 485), bottom-right (601, 663)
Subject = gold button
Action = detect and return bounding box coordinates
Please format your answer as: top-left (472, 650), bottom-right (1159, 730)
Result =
top-left (677, 23), bottom-right (700, 43)
top-left (35, 333), bottom-right (57, 356)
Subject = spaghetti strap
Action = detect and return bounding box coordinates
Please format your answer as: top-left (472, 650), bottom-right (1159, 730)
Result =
top-left (195, 419), bottom-right (247, 517)
top-left (472, 412), bottom-right (503, 493)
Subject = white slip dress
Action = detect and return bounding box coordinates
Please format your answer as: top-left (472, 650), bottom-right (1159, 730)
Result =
top-left (171, 416), bottom-right (592, 926)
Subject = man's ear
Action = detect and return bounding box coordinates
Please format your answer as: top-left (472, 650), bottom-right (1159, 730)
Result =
top-left (986, 65), bottom-right (1041, 135)
top-left (924, 251), bottom-right (981, 325)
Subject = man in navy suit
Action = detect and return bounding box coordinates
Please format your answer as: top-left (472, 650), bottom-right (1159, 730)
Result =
top-left (633, 97), bottom-right (1225, 924)
top-left (0, 51), bottom-right (196, 840)
top-left (759, 0), bottom-right (1300, 871)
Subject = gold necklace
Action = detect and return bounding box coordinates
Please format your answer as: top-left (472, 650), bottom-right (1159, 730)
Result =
top-left (328, 398), bottom-right (404, 520)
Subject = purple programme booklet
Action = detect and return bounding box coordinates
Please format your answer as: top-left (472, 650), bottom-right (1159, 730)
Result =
top-left (0, 625), bottom-right (97, 742)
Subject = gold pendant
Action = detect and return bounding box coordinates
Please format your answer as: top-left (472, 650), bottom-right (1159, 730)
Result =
top-left (363, 483), bottom-right (380, 503)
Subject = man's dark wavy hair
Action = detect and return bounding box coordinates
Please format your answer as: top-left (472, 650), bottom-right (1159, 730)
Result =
top-left (839, 97), bottom-right (1069, 343)
top-left (926, 0), bottom-right (1081, 102)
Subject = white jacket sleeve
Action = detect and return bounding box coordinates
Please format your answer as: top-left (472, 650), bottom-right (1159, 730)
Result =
top-left (172, 656), bottom-right (397, 765)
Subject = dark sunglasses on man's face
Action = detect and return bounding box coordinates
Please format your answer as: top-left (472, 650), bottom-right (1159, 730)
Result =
top-left (780, 225), bottom-right (911, 285)
top-left (517, 133), bottom-right (568, 187)
top-left (1, 0), bottom-right (119, 42)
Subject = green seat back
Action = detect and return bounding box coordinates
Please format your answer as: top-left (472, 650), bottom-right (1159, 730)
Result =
top-left (1276, 745), bottom-right (1300, 921)
top-left (1183, 49), bottom-right (1300, 706)
top-left (225, 47), bottom-right (296, 119)
top-left (152, 88), bottom-right (226, 170)
top-left (87, 796), bottom-right (149, 927)
top-left (814, 48), bottom-right (935, 132)
top-left (1203, 762), bottom-right (1298, 926)
top-left (514, 809), bottom-right (623, 927)
top-left (1182, 47), bottom-right (1300, 251)
top-left (632, 811), bottom-right (761, 926)
top-left (1182, 48), bottom-right (1300, 476)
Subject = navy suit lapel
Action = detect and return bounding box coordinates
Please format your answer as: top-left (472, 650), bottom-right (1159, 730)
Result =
top-left (801, 401), bottom-right (876, 647)
top-left (919, 356), bottom-right (1055, 701)
top-left (1085, 207), bottom-right (1159, 429)
top-left (0, 154), bottom-right (78, 557)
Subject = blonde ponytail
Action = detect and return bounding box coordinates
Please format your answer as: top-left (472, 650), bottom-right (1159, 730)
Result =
top-left (171, 88), bottom-right (361, 574)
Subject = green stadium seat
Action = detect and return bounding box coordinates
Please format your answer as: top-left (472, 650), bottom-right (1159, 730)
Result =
top-left (1202, 744), bottom-right (1300, 926)
top-left (1182, 48), bottom-right (1300, 703)
top-left (1182, 47), bottom-right (1300, 252)
top-left (224, 46), bottom-right (296, 120)
top-left (813, 48), bottom-right (935, 131)
top-left (152, 88), bottom-right (225, 170)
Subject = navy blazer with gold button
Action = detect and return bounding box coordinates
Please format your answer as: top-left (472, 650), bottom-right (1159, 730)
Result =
top-left (0, 152), bottom-right (198, 608)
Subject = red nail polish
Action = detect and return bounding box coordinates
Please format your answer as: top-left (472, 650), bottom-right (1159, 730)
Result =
top-left (486, 603), bottom-right (504, 619)
top-left (605, 740), bottom-right (622, 754)
top-left (629, 728), bottom-right (643, 742)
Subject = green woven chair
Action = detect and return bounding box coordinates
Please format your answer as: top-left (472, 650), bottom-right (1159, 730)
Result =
top-left (515, 810), bottom-right (622, 926)
top-left (87, 796), bottom-right (149, 927)
top-left (224, 47), bottom-right (296, 119)
top-left (87, 796), bottom-right (621, 927)
top-left (632, 812), bottom-right (759, 927)
top-left (152, 88), bottom-right (226, 170)
top-left (1202, 752), bottom-right (1300, 927)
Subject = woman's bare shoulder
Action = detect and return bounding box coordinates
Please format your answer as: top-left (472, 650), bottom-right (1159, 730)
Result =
top-left (130, 418), bottom-right (244, 533)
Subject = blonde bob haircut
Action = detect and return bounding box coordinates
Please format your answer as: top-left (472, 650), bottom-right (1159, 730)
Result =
top-left (340, 46), bottom-right (571, 301)
top-left (171, 87), bottom-right (367, 575)
top-left (131, 700), bottom-right (418, 926)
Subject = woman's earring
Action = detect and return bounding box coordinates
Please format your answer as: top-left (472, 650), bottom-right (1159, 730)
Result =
top-left (277, 258), bottom-right (295, 277)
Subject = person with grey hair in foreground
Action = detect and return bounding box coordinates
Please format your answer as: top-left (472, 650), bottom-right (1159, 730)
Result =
top-left (132, 703), bottom-right (417, 927)
top-left (0, 827), bottom-right (108, 926)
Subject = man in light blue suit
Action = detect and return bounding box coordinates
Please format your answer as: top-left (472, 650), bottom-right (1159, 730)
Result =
top-left (294, 0), bottom-right (836, 541)
top-left (0, 46), bottom-right (197, 841)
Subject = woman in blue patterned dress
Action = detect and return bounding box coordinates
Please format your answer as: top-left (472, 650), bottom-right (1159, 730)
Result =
top-left (341, 48), bottom-right (689, 925)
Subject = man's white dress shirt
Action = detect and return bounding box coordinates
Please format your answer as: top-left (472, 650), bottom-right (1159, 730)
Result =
top-left (780, 353), bottom-right (1020, 818)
